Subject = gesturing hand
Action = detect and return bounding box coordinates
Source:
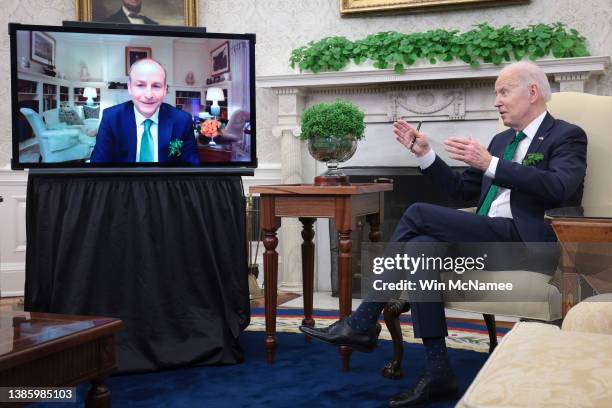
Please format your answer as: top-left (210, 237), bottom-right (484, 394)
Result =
top-left (443, 137), bottom-right (492, 171)
top-left (393, 120), bottom-right (430, 157)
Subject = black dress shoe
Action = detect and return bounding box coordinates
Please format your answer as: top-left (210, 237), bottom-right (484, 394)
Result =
top-left (299, 319), bottom-right (381, 352)
top-left (388, 371), bottom-right (459, 407)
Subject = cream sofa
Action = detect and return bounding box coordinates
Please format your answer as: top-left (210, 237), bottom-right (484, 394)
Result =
top-left (457, 294), bottom-right (612, 408)
top-left (42, 106), bottom-right (100, 136)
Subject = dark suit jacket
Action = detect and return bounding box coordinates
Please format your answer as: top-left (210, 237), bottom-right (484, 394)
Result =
top-left (104, 8), bottom-right (158, 25)
top-left (90, 101), bottom-right (199, 165)
top-left (422, 112), bottom-right (588, 242)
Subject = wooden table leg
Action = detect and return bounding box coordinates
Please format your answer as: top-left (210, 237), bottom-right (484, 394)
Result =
top-left (261, 196), bottom-right (281, 365)
top-left (263, 226), bottom-right (280, 364)
top-left (563, 271), bottom-right (580, 317)
top-left (560, 244), bottom-right (579, 317)
top-left (366, 213), bottom-right (382, 243)
top-left (299, 217), bottom-right (316, 342)
top-left (85, 377), bottom-right (111, 408)
top-left (337, 229), bottom-right (353, 371)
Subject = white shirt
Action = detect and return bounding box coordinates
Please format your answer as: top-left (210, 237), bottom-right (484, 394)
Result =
top-left (134, 107), bottom-right (159, 162)
top-left (418, 110), bottom-right (548, 218)
top-left (123, 6), bottom-right (146, 25)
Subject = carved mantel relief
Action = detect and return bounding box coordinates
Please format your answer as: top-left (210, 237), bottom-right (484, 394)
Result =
top-left (387, 88), bottom-right (465, 121)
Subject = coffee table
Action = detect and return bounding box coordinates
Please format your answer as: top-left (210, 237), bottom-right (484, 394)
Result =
top-left (0, 310), bottom-right (122, 407)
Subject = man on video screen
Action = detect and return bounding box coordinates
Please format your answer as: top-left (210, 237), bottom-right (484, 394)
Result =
top-left (90, 58), bottom-right (199, 164)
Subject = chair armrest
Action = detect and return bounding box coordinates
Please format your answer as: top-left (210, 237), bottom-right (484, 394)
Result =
top-left (40, 128), bottom-right (80, 138)
top-left (562, 294), bottom-right (612, 335)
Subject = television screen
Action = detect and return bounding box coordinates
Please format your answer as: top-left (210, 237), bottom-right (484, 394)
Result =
top-left (9, 23), bottom-right (256, 171)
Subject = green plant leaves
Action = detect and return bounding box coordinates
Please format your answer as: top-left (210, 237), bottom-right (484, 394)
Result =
top-left (300, 100), bottom-right (365, 141)
top-left (290, 23), bottom-right (589, 73)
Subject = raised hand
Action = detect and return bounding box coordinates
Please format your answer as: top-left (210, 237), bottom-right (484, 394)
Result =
top-left (393, 120), bottom-right (430, 157)
top-left (443, 137), bottom-right (492, 171)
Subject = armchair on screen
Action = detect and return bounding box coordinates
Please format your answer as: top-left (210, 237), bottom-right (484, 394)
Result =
top-left (20, 108), bottom-right (92, 163)
top-left (381, 92), bottom-right (612, 379)
top-left (219, 109), bottom-right (250, 161)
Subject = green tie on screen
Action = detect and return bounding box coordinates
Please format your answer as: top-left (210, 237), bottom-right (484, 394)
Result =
top-left (477, 131), bottom-right (527, 216)
top-left (139, 119), bottom-right (154, 162)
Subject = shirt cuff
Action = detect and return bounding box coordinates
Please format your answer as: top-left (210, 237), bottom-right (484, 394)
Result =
top-left (485, 156), bottom-right (499, 179)
top-left (418, 149), bottom-right (436, 170)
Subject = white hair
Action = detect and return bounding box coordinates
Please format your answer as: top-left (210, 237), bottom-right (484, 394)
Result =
top-left (499, 61), bottom-right (552, 102)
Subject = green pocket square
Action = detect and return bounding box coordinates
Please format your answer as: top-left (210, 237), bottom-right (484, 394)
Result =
top-left (522, 153), bottom-right (544, 166)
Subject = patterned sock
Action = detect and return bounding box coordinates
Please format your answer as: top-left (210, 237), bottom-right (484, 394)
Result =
top-left (346, 301), bottom-right (386, 332)
top-left (422, 337), bottom-right (453, 378)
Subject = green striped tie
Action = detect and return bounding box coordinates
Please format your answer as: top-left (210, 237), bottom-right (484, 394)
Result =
top-left (139, 119), bottom-right (154, 162)
top-left (477, 131), bottom-right (527, 216)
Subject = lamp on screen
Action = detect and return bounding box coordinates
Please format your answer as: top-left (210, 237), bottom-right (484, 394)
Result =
top-left (206, 87), bottom-right (224, 117)
top-left (83, 87), bottom-right (97, 106)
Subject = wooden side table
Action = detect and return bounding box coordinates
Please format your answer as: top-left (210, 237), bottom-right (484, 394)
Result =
top-left (250, 183), bottom-right (393, 370)
top-left (545, 206), bottom-right (612, 316)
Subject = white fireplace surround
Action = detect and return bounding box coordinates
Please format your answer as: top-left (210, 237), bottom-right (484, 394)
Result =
top-left (256, 56), bottom-right (610, 293)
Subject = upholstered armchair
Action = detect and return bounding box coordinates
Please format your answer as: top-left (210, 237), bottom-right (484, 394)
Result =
top-left (20, 108), bottom-right (93, 163)
top-left (219, 109), bottom-right (250, 160)
top-left (381, 92), bottom-right (612, 379)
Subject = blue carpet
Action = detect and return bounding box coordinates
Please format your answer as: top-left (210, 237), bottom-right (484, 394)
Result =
top-left (34, 331), bottom-right (488, 407)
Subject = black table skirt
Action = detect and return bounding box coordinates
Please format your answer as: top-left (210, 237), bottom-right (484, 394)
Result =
top-left (25, 173), bottom-right (250, 374)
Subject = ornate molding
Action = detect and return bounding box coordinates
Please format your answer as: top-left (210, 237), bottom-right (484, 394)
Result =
top-left (554, 72), bottom-right (591, 82)
top-left (307, 79), bottom-right (497, 95)
top-left (273, 87), bottom-right (307, 96)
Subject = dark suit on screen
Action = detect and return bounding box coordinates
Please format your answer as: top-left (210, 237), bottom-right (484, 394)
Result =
top-left (104, 8), bottom-right (159, 25)
top-left (90, 101), bottom-right (199, 165)
top-left (390, 112), bottom-right (587, 338)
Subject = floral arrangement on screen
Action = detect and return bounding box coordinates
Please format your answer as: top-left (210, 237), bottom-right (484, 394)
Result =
top-left (200, 119), bottom-right (224, 137)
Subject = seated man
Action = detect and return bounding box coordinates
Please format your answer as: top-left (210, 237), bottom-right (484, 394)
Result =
top-left (90, 58), bottom-right (198, 164)
top-left (300, 61), bottom-right (588, 407)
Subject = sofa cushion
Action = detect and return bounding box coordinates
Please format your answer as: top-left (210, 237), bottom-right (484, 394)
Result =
top-left (82, 105), bottom-right (100, 119)
top-left (58, 107), bottom-right (84, 125)
top-left (42, 108), bottom-right (61, 127)
top-left (457, 322), bottom-right (612, 407)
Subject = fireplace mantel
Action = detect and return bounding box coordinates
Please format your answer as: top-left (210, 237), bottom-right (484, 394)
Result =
top-left (255, 55), bottom-right (610, 293)
top-left (257, 56), bottom-right (610, 90)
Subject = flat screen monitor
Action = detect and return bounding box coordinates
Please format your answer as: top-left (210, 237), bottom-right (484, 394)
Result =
top-left (9, 23), bottom-right (256, 172)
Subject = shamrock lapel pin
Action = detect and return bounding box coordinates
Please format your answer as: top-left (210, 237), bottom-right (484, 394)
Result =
top-left (522, 153), bottom-right (544, 166)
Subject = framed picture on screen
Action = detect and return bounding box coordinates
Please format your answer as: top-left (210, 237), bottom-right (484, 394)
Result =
top-left (125, 46), bottom-right (152, 75)
top-left (30, 31), bottom-right (55, 66)
top-left (210, 41), bottom-right (230, 76)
